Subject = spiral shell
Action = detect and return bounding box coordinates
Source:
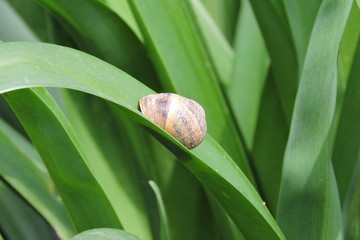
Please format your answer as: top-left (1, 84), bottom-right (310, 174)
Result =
top-left (139, 93), bottom-right (207, 149)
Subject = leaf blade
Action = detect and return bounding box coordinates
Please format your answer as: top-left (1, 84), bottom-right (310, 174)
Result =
top-left (228, 0), bottom-right (269, 148)
top-left (0, 42), bottom-right (284, 240)
top-left (36, 0), bottom-right (159, 90)
top-left (149, 181), bottom-right (170, 240)
top-left (128, 0), bottom-right (254, 182)
top-left (276, 0), bottom-right (353, 238)
top-left (248, 0), bottom-right (298, 123)
top-left (333, 38), bottom-right (360, 204)
top-left (4, 88), bottom-right (123, 232)
top-left (0, 118), bottom-right (75, 239)
top-left (0, 181), bottom-right (60, 240)
top-left (62, 90), bottom-right (153, 239)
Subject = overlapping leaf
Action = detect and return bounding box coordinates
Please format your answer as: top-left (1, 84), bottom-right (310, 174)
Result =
top-left (0, 42), bottom-right (284, 240)
top-left (248, 0), bottom-right (298, 123)
top-left (62, 90), bottom-right (153, 239)
top-left (35, 0), bottom-right (159, 90)
top-left (129, 0), bottom-right (254, 183)
top-left (0, 119), bottom-right (75, 239)
top-left (0, 181), bottom-right (60, 240)
top-left (4, 88), bottom-right (123, 232)
top-left (333, 38), bottom-right (360, 205)
top-left (276, 0), bottom-right (353, 239)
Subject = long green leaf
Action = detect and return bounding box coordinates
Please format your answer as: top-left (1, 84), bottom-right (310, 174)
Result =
top-left (36, 0), bottom-right (159, 90)
top-left (149, 181), bottom-right (170, 240)
top-left (338, 2), bottom-right (360, 86)
top-left (190, 0), bottom-right (234, 86)
top-left (228, 0), bottom-right (269, 149)
top-left (148, 149), bottom-right (214, 240)
top-left (283, 0), bottom-right (322, 66)
top-left (4, 0), bottom-right (53, 42)
top-left (342, 155), bottom-right (360, 239)
top-left (0, 96), bottom-right (26, 136)
top-left (206, 193), bottom-right (245, 240)
top-left (103, 0), bottom-right (143, 41)
top-left (333, 38), bottom-right (360, 204)
top-left (276, 0), bottom-right (352, 239)
top-left (0, 0), bottom-right (38, 42)
top-left (187, 10), bottom-right (263, 232)
top-left (74, 67), bottom-right (212, 240)
top-left (334, 2), bottom-right (360, 153)
top-left (0, 42), bottom-right (283, 240)
top-left (248, 0), bottom-right (298, 124)
top-left (62, 90), bottom-right (153, 239)
top-left (200, 0), bottom-right (240, 42)
top-left (0, 180), bottom-right (59, 240)
top-left (251, 72), bottom-right (288, 214)
top-left (128, 0), bottom-right (254, 182)
top-left (6, 0), bottom-right (73, 45)
top-left (228, 0), bottom-right (285, 214)
top-left (4, 88), bottom-right (123, 232)
top-left (0, 118), bottom-right (75, 239)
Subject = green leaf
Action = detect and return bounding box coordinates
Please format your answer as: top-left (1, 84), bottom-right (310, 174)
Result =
top-left (149, 181), bottom-right (170, 240)
top-left (251, 73), bottom-right (288, 214)
top-left (228, 0), bottom-right (269, 148)
top-left (0, 96), bottom-right (26, 136)
top-left (0, 42), bottom-right (283, 240)
top-left (70, 228), bottom-right (143, 240)
top-left (200, 0), bottom-right (240, 42)
top-left (342, 156), bottom-right (360, 239)
top-left (333, 38), bottom-right (360, 204)
top-left (62, 90), bottom-right (153, 239)
top-left (3, 0), bottom-right (51, 42)
top-left (103, 0), bottom-right (143, 41)
top-left (184, 137), bottom-right (284, 240)
top-left (206, 193), bottom-right (245, 240)
top-left (4, 88), bottom-right (123, 232)
top-left (276, 0), bottom-right (353, 239)
top-left (6, 0), bottom-right (74, 45)
top-left (0, 180), bottom-right (59, 240)
top-left (228, 1), bottom-right (285, 214)
top-left (0, 118), bottom-right (75, 239)
top-left (248, 0), bottom-right (298, 124)
top-left (0, 0), bottom-right (38, 42)
top-left (190, 0), bottom-right (234, 86)
top-left (149, 151), bottom-right (214, 240)
top-left (283, 0), bottom-right (322, 66)
top-left (338, 2), bottom-right (360, 85)
top-left (109, 106), bottom-right (156, 181)
top-left (334, 2), bottom-right (360, 151)
top-left (128, 0), bottom-right (255, 183)
top-left (36, 0), bottom-right (159, 90)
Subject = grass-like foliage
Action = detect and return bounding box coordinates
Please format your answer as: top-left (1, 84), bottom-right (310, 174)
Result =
top-left (0, 0), bottom-right (359, 239)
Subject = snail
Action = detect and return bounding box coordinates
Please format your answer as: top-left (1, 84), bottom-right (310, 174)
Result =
top-left (139, 93), bottom-right (207, 149)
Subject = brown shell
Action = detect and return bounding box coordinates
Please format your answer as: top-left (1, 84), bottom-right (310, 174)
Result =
top-left (139, 93), bottom-right (207, 149)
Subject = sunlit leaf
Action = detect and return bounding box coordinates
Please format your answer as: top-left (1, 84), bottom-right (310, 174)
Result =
top-left (0, 42), bottom-right (284, 240)
top-left (276, 0), bottom-right (352, 239)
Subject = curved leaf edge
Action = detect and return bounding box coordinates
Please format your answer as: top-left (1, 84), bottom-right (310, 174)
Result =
top-left (0, 41), bottom-right (284, 239)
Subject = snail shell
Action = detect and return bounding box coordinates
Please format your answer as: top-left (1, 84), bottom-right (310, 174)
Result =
top-left (139, 93), bottom-right (207, 149)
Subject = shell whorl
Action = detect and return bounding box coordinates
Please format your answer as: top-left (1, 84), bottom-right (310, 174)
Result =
top-left (139, 93), bottom-right (207, 149)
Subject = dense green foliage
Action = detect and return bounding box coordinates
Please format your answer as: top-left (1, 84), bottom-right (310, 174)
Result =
top-left (0, 0), bottom-right (359, 239)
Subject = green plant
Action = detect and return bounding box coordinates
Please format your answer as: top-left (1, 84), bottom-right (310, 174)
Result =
top-left (0, 0), bottom-right (359, 239)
